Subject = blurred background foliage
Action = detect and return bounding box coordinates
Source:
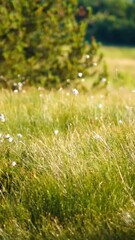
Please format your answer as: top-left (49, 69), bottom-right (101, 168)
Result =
top-left (78, 0), bottom-right (135, 45)
top-left (0, 0), bottom-right (106, 89)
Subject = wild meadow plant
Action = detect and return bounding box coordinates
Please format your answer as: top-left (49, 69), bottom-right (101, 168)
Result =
top-left (0, 87), bottom-right (135, 239)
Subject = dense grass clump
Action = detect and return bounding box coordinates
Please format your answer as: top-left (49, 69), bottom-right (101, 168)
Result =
top-left (0, 88), bottom-right (135, 239)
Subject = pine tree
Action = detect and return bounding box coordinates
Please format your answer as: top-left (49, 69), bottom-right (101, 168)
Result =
top-left (0, 0), bottom-right (105, 88)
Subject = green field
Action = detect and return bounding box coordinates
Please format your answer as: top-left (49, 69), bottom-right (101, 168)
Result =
top-left (102, 46), bottom-right (135, 88)
top-left (0, 47), bottom-right (135, 239)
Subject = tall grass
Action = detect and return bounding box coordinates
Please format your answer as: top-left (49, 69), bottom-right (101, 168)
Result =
top-left (102, 46), bottom-right (135, 88)
top-left (0, 88), bottom-right (135, 239)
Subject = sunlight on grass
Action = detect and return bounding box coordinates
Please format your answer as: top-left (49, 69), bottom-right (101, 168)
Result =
top-left (0, 88), bottom-right (135, 239)
top-left (102, 46), bottom-right (135, 88)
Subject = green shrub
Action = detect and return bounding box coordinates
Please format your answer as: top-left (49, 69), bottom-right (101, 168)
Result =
top-left (0, 0), bottom-right (104, 88)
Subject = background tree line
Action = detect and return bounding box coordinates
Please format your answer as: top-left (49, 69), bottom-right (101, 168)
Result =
top-left (78, 0), bottom-right (135, 45)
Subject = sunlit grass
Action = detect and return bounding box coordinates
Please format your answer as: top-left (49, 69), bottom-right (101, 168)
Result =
top-left (0, 88), bottom-right (135, 239)
top-left (103, 46), bottom-right (135, 59)
top-left (102, 46), bottom-right (135, 88)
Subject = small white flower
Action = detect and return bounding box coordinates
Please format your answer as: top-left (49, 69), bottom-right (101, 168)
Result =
top-left (54, 129), bottom-right (59, 135)
top-left (5, 134), bottom-right (13, 142)
top-left (66, 79), bottom-right (70, 83)
top-left (12, 161), bottom-right (16, 167)
top-left (17, 133), bottom-right (22, 138)
top-left (72, 88), bottom-right (79, 95)
top-left (38, 87), bottom-right (43, 91)
top-left (39, 94), bottom-right (43, 98)
top-left (14, 89), bottom-right (18, 93)
top-left (101, 78), bottom-right (107, 83)
top-left (93, 133), bottom-right (102, 140)
top-left (0, 113), bottom-right (5, 122)
top-left (78, 72), bottom-right (83, 78)
top-left (98, 104), bottom-right (103, 109)
top-left (118, 120), bottom-right (123, 124)
top-left (131, 89), bottom-right (135, 93)
top-left (18, 82), bottom-right (23, 91)
top-left (1, 118), bottom-right (5, 123)
top-left (8, 137), bottom-right (13, 143)
top-left (5, 134), bottom-right (10, 139)
top-left (66, 92), bottom-right (70, 96)
top-left (93, 62), bottom-right (97, 67)
top-left (86, 54), bottom-right (90, 59)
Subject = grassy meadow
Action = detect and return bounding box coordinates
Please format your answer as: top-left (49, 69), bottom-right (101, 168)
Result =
top-left (102, 46), bottom-right (135, 88)
top-left (0, 47), bottom-right (135, 239)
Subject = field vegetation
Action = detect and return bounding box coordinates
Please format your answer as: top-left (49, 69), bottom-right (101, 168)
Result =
top-left (102, 46), bottom-right (135, 88)
top-left (0, 2), bottom-right (135, 239)
top-left (0, 46), bottom-right (135, 239)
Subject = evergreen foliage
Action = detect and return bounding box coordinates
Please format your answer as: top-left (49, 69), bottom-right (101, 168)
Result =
top-left (0, 0), bottom-right (104, 88)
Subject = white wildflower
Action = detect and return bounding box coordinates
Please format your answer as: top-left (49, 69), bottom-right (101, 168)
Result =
top-left (66, 79), bottom-right (70, 83)
top-left (0, 133), bottom-right (3, 142)
top-left (8, 137), bottom-right (13, 143)
top-left (118, 120), bottom-right (123, 124)
top-left (0, 113), bottom-right (5, 122)
top-left (93, 133), bottom-right (102, 141)
top-left (38, 86), bottom-right (43, 91)
top-left (78, 72), bottom-right (83, 78)
top-left (86, 54), bottom-right (90, 59)
top-left (54, 129), bottom-right (59, 135)
top-left (98, 104), bottom-right (103, 109)
top-left (131, 89), bottom-right (135, 93)
top-left (72, 88), bottom-right (79, 95)
top-left (17, 133), bottom-right (22, 138)
top-left (5, 134), bottom-right (10, 139)
top-left (18, 82), bottom-right (23, 91)
top-left (5, 134), bottom-right (13, 142)
top-left (66, 92), bottom-right (70, 96)
top-left (14, 89), bottom-right (18, 93)
top-left (12, 161), bottom-right (16, 167)
top-left (93, 62), bottom-right (97, 67)
top-left (101, 78), bottom-right (107, 83)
